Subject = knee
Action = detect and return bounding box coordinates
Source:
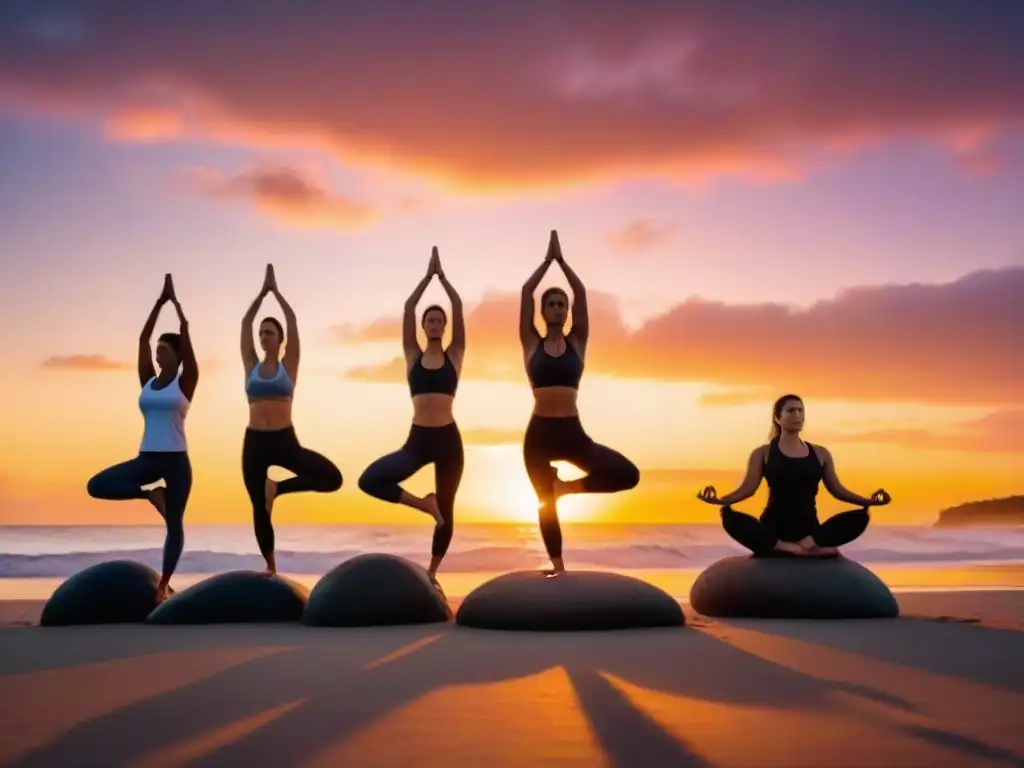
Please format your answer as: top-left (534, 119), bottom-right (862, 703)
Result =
top-left (86, 475), bottom-right (104, 499)
top-left (325, 464), bottom-right (343, 492)
top-left (619, 461), bottom-right (640, 490)
top-left (357, 468), bottom-right (378, 496)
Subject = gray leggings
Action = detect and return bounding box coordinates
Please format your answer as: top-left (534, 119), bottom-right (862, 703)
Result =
top-left (87, 451), bottom-right (192, 578)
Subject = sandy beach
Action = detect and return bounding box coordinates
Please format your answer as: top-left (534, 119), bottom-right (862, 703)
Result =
top-left (0, 567), bottom-right (1022, 767)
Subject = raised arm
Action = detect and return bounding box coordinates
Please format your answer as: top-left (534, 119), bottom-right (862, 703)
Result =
top-left (265, 265), bottom-right (300, 380)
top-left (138, 277), bottom-right (171, 388)
top-left (240, 282), bottom-right (268, 373)
top-left (167, 277), bottom-right (199, 401)
top-left (519, 237), bottom-right (556, 347)
top-left (436, 252), bottom-right (465, 368)
top-left (818, 446), bottom-right (886, 507)
top-left (403, 251), bottom-right (436, 361)
top-left (553, 232), bottom-right (588, 347)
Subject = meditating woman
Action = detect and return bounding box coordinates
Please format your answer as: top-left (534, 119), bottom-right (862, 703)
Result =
top-left (697, 393), bottom-right (891, 556)
top-left (86, 274), bottom-right (198, 603)
top-left (241, 264), bottom-right (342, 574)
top-left (520, 230), bottom-right (640, 574)
top-left (358, 248), bottom-right (465, 582)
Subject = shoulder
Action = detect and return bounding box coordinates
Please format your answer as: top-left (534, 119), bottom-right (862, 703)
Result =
top-left (811, 443), bottom-right (831, 462)
top-left (750, 444), bottom-right (770, 463)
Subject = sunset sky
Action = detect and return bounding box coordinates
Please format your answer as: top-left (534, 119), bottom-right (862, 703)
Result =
top-left (0, 1), bottom-right (1022, 527)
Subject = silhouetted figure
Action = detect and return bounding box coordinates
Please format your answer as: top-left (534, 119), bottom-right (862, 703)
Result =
top-left (240, 264), bottom-right (342, 574)
top-left (358, 248), bottom-right (466, 581)
top-left (698, 394), bottom-right (891, 557)
top-left (86, 274), bottom-right (198, 603)
top-left (519, 231), bottom-right (640, 573)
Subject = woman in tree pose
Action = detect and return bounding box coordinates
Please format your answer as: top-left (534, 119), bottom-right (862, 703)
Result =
top-left (519, 230), bottom-right (640, 574)
top-left (241, 264), bottom-right (342, 574)
top-left (87, 274), bottom-right (198, 603)
top-left (358, 247), bottom-right (466, 582)
top-left (697, 393), bottom-right (891, 556)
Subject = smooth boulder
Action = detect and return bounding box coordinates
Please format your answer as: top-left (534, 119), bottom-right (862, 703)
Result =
top-left (146, 570), bottom-right (308, 624)
top-left (303, 553), bottom-right (451, 627)
top-left (40, 560), bottom-right (163, 626)
top-left (689, 555), bottom-right (899, 619)
top-left (456, 570), bottom-right (685, 631)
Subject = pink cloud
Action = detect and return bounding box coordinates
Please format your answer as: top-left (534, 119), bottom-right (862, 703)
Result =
top-left (817, 409), bottom-right (1024, 454)
top-left (335, 266), bottom-right (1024, 405)
top-left (185, 165), bottom-right (378, 230)
top-left (605, 219), bottom-right (677, 253)
top-left (40, 354), bottom-right (129, 371)
top-left (0, 4), bottom-right (1022, 190)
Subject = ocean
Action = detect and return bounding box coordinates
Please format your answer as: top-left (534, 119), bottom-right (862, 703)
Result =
top-left (2, 523), bottom-right (1023, 578)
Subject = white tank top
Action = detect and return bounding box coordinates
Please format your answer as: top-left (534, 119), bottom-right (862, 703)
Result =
top-left (139, 376), bottom-right (190, 452)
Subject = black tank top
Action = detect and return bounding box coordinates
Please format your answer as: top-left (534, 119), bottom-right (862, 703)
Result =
top-left (762, 438), bottom-right (822, 534)
top-left (408, 352), bottom-right (458, 396)
top-left (527, 338), bottom-right (583, 389)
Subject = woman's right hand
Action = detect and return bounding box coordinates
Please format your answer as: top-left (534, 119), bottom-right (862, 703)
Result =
top-left (261, 263), bottom-right (277, 295)
top-left (697, 486), bottom-right (722, 505)
top-left (868, 489), bottom-right (892, 506)
top-left (159, 273), bottom-right (174, 302)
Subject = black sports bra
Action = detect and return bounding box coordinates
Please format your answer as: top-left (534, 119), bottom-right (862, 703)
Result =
top-left (527, 337), bottom-right (583, 390)
top-left (408, 351), bottom-right (458, 396)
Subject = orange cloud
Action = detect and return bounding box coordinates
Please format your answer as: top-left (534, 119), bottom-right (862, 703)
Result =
top-left (104, 107), bottom-right (185, 142)
top-left (188, 165), bottom-right (378, 230)
top-left (1, 5), bottom-right (1023, 190)
top-left (41, 355), bottom-right (128, 371)
top-left (335, 266), bottom-right (1024, 405)
top-left (817, 409), bottom-right (1024, 454)
top-left (605, 219), bottom-right (677, 253)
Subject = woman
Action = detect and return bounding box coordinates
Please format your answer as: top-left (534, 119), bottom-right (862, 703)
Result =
top-left (241, 263), bottom-right (342, 574)
top-left (697, 393), bottom-right (891, 556)
top-left (519, 230), bottom-right (640, 574)
top-left (86, 274), bottom-right (198, 603)
top-left (358, 247), bottom-right (465, 582)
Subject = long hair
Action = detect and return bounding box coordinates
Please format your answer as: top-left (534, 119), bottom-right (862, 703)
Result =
top-left (770, 394), bottom-right (803, 439)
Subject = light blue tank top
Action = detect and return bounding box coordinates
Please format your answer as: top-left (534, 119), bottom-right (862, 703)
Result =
top-left (246, 362), bottom-right (294, 400)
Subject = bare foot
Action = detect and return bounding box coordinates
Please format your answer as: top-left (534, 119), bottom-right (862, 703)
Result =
top-left (552, 476), bottom-right (567, 501)
top-left (146, 487), bottom-right (167, 519)
top-left (263, 557), bottom-right (277, 576)
top-left (155, 583), bottom-right (171, 604)
top-left (775, 541), bottom-right (812, 556)
top-left (813, 546), bottom-right (839, 556)
top-left (421, 493), bottom-right (443, 526)
top-left (264, 477), bottom-right (278, 515)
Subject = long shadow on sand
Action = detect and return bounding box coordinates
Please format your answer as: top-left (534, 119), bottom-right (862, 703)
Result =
top-left (13, 619), bottom-right (1010, 767)
top-left (709, 615), bottom-right (1024, 693)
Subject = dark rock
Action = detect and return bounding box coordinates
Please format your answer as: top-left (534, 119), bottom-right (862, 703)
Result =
top-left (689, 555), bottom-right (899, 619)
top-left (456, 570), bottom-right (685, 631)
top-left (303, 553), bottom-right (451, 627)
top-left (40, 560), bottom-right (162, 626)
top-left (146, 570), bottom-right (308, 624)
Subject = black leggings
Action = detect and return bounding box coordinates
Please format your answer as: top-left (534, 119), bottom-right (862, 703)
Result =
top-left (242, 426), bottom-right (343, 561)
top-left (86, 451), bottom-right (192, 578)
top-left (358, 423), bottom-right (464, 559)
top-left (523, 415), bottom-right (640, 559)
top-left (722, 505), bottom-right (870, 556)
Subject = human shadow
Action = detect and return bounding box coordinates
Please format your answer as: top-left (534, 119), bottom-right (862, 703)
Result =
top-left (710, 615), bottom-right (1024, 693)
top-left (14, 621), bottom-right (880, 767)
top-left (0, 623), bottom-right (315, 676)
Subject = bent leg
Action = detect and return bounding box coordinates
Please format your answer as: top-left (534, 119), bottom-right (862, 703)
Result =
top-left (814, 507), bottom-right (870, 548)
top-left (159, 454), bottom-right (192, 584)
top-left (86, 455), bottom-right (160, 500)
top-left (358, 449), bottom-right (423, 503)
top-left (277, 447), bottom-right (343, 495)
top-left (573, 441), bottom-right (640, 494)
top-left (430, 448), bottom-right (465, 567)
top-left (721, 506), bottom-right (778, 556)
